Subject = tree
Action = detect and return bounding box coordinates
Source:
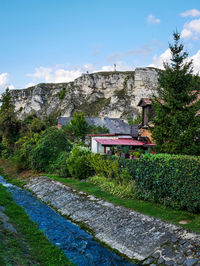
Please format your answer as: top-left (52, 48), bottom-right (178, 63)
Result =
top-left (0, 88), bottom-right (20, 154)
top-left (63, 111), bottom-right (89, 143)
top-left (152, 32), bottom-right (200, 155)
top-left (30, 127), bottom-right (72, 171)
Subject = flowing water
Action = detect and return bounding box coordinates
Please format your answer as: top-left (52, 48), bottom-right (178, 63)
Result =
top-left (0, 176), bottom-right (136, 266)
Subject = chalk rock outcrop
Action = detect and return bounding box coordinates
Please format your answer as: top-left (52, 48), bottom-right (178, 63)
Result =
top-left (10, 67), bottom-right (159, 121)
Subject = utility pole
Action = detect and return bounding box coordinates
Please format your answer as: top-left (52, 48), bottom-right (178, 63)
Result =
top-left (114, 64), bottom-right (116, 72)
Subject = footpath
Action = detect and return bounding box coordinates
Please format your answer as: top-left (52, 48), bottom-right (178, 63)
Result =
top-left (26, 176), bottom-right (200, 265)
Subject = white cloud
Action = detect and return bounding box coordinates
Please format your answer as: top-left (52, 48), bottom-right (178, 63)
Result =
top-left (181, 9), bottom-right (200, 17)
top-left (0, 73), bottom-right (14, 93)
top-left (25, 82), bottom-right (36, 88)
top-left (27, 62), bottom-right (133, 85)
top-left (149, 48), bottom-right (200, 75)
top-left (181, 19), bottom-right (200, 39)
top-left (149, 48), bottom-right (171, 69)
top-left (191, 50), bottom-right (200, 74)
top-left (147, 14), bottom-right (160, 24)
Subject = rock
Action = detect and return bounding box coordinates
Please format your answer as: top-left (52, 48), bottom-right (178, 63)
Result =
top-left (177, 257), bottom-right (186, 265)
top-left (143, 258), bottom-right (153, 264)
top-left (10, 68), bottom-right (159, 121)
top-left (3, 222), bottom-right (17, 234)
top-left (165, 260), bottom-right (174, 265)
top-left (152, 252), bottom-right (160, 259)
top-left (180, 240), bottom-right (186, 245)
top-left (162, 246), bottom-right (172, 256)
top-left (0, 206), bottom-right (5, 211)
top-left (0, 211), bottom-right (9, 222)
top-left (157, 257), bottom-right (165, 264)
top-left (185, 258), bottom-right (197, 266)
top-left (186, 250), bottom-right (193, 256)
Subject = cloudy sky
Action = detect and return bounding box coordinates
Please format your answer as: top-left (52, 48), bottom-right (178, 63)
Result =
top-left (0, 0), bottom-right (200, 92)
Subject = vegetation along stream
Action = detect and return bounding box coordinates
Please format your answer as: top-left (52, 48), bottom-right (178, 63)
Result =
top-left (0, 175), bottom-right (136, 266)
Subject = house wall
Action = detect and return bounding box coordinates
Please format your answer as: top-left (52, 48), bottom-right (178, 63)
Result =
top-left (139, 128), bottom-right (153, 142)
top-left (91, 136), bottom-right (120, 154)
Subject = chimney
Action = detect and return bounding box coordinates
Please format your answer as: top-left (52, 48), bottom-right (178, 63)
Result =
top-left (101, 112), bottom-right (104, 122)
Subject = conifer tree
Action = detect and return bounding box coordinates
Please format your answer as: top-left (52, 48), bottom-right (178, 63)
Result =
top-left (0, 88), bottom-right (20, 153)
top-left (152, 32), bottom-right (200, 155)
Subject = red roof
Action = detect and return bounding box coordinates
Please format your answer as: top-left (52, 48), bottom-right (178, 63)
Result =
top-left (94, 138), bottom-right (145, 146)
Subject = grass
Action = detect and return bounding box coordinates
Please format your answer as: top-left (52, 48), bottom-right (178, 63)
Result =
top-left (45, 174), bottom-right (200, 234)
top-left (0, 184), bottom-right (74, 265)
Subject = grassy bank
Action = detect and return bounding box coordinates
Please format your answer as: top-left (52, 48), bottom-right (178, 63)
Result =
top-left (0, 184), bottom-right (74, 265)
top-left (0, 158), bottom-right (199, 234)
top-left (46, 175), bottom-right (200, 234)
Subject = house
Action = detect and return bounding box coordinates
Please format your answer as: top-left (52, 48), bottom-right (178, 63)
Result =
top-left (137, 95), bottom-right (200, 142)
top-left (137, 98), bottom-right (155, 142)
top-left (89, 133), bottom-right (154, 154)
top-left (58, 111), bottom-right (155, 155)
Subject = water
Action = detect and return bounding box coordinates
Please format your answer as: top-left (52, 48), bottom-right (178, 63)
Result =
top-left (0, 176), bottom-right (136, 266)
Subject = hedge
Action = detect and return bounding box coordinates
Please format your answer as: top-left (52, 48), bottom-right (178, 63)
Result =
top-left (134, 153), bottom-right (200, 213)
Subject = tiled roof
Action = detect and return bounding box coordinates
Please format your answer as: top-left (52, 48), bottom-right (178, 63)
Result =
top-left (137, 98), bottom-right (152, 107)
top-left (94, 138), bottom-right (145, 146)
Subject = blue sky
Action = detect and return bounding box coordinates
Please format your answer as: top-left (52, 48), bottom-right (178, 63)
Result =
top-left (0, 0), bottom-right (200, 92)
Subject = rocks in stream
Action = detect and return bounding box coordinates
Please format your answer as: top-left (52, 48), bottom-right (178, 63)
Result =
top-left (0, 205), bottom-right (17, 234)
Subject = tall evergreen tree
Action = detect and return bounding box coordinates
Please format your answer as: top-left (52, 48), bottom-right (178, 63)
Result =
top-left (0, 88), bottom-right (20, 153)
top-left (152, 32), bottom-right (200, 155)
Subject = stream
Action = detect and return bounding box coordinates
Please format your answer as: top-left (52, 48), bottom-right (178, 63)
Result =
top-left (0, 176), bottom-right (136, 266)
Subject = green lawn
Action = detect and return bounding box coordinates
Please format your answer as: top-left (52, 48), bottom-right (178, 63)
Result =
top-left (0, 184), bottom-right (74, 266)
top-left (46, 175), bottom-right (200, 234)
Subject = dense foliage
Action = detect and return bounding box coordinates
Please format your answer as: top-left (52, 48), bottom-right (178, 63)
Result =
top-left (0, 89), bottom-right (21, 156)
top-left (134, 153), bottom-right (200, 213)
top-left (152, 32), bottom-right (200, 155)
top-left (63, 111), bottom-right (109, 143)
top-left (66, 146), bottom-right (92, 179)
top-left (31, 127), bottom-right (72, 172)
top-left (63, 111), bottom-right (90, 143)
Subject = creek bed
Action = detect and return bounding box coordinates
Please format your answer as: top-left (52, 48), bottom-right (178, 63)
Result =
top-left (0, 176), bottom-right (135, 266)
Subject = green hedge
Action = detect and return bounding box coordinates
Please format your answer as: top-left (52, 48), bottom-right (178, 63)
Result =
top-left (134, 153), bottom-right (200, 213)
top-left (66, 146), bottom-right (92, 179)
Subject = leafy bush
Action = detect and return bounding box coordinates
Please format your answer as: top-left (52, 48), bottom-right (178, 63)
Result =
top-left (30, 127), bottom-right (72, 172)
top-left (55, 151), bottom-right (70, 177)
top-left (89, 153), bottom-right (120, 179)
top-left (66, 146), bottom-right (92, 179)
top-left (134, 153), bottom-right (200, 213)
top-left (87, 175), bottom-right (134, 198)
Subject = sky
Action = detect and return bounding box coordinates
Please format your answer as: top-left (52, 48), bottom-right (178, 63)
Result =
top-left (0, 0), bottom-right (200, 92)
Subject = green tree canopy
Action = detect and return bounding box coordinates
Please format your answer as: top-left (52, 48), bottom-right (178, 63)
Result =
top-left (64, 111), bottom-right (89, 143)
top-left (0, 88), bottom-right (21, 154)
top-left (152, 32), bottom-right (200, 155)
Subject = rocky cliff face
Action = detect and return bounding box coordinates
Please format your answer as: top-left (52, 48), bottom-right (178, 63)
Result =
top-left (10, 67), bottom-right (159, 121)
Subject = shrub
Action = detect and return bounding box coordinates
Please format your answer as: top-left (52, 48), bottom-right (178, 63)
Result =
top-left (30, 127), bottom-right (72, 172)
top-left (66, 146), bottom-right (92, 179)
top-left (89, 153), bottom-right (120, 179)
top-left (87, 175), bottom-right (134, 198)
top-left (55, 151), bottom-right (70, 177)
top-left (59, 88), bottom-right (66, 100)
top-left (134, 153), bottom-right (200, 213)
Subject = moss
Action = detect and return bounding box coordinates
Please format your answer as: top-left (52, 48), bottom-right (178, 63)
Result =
top-left (59, 88), bottom-right (66, 100)
top-left (76, 97), bottom-right (111, 116)
top-left (114, 88), bottom-right (126, 99)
